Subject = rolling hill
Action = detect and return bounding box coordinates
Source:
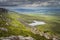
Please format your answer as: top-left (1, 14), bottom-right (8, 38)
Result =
top-left (0, 8), bottom-right (50, 40)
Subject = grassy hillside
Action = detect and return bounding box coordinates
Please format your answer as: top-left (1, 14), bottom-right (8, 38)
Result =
top-left (18, 13), bottom-right (60, 37)
top-left (0, 8), bottom-right (50, 40)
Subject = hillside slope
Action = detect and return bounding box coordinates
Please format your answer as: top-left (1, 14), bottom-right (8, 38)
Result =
top-left (0, 8), bottom-right (49, 40)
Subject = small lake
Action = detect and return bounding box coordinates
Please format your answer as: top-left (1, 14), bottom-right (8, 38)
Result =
top-left (28, 20), bottom-right (46, 26)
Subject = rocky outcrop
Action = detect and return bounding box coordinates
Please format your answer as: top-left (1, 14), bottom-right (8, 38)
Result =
top-left (0, 8), bottom-right (8, 13)
top-left (0, 36), bottom-right (34, 40)
top-left (31, 28), bottom-right (60, 40)
top-left (0, 27), bottom-right (8, 32)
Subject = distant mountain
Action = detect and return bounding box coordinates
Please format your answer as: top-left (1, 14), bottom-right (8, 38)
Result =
top-left (13, 8), bottom-right (60, 13)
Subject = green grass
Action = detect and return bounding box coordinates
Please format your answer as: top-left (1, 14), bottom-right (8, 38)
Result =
top-left (0, 9), bottom-right (60, 40)
top-left (0, 12), bottom-right (50, 40)
top-left (19, 13), bottom-right (60, 36)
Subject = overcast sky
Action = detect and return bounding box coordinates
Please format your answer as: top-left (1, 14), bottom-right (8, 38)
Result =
top-left (0, 0), bottom-right (60, 8)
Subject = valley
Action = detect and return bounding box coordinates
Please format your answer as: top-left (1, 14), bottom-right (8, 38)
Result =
top-left (0, 8), bottom-right (60, 40)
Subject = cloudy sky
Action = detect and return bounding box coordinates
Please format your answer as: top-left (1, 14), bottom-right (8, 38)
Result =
top-left (0, 0), bottom-right (60, 8)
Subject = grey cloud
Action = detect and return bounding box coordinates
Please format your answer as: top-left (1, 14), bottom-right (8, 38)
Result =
top-left (0, 0), bottom-right (60, 7)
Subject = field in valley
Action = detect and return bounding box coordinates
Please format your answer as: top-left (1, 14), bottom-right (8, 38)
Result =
top-left (19, 13), bottom-right (60, 37)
